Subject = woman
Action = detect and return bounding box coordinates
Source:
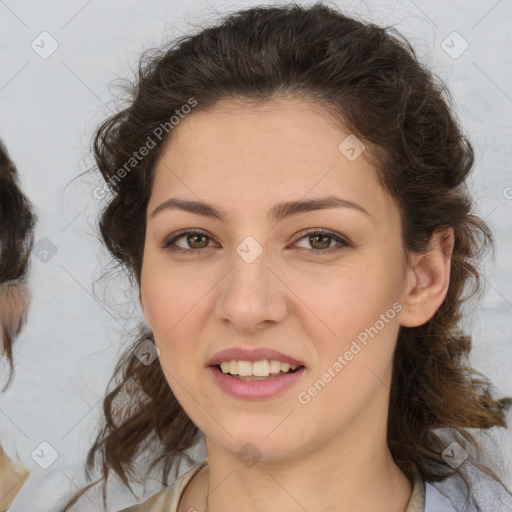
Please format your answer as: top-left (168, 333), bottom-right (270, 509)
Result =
top-left (0, 140), bottom-right (35, 509)
top-left (62, 3), bottom-right (512, 511)
top-left (0, 140), bottom-right (34, 388)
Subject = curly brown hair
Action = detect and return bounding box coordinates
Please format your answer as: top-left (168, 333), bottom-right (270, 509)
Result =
top-left (62, 3), bottom-right (512, 510)
top-left (0, 140), bottom-right (35, 390)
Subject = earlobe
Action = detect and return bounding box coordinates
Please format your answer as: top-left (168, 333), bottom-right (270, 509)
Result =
top-left (398, 227), bottom-right (455, 328)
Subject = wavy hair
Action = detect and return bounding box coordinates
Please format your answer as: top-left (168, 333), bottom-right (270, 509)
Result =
top-left (0, 140), bottom-right (35, 390)
top-left (63, 3), bottom-right (512, 510)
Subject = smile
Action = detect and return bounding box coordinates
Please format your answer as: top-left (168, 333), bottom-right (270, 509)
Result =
top-left (218, 359), bottom-right (300, 378)
top-left (209, 363), bottom-right (306, 399)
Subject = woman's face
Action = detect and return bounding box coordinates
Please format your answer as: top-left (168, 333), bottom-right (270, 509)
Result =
top-left (140, 97), bottom-right (415, 461)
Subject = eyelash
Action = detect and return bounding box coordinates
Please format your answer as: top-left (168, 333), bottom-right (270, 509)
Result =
top-left (161, 228), bottom-right (350, 256)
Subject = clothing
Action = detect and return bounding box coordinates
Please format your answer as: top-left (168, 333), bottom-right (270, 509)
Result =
top-left (120, 457), bottom-right (512, 511)
top-left (0, 445), bottom-right (29, 511)
top-left (119, 460), bottom-right (208, 512)
top-left (120, 459), bottom-right (427, 512)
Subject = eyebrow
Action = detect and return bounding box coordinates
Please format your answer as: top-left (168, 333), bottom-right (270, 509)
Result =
top-left (150, 195), bottom-right (371, 222)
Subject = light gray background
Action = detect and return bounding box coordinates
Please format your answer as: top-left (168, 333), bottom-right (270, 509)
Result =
top-left (0, 0), bottom-right (511, 510)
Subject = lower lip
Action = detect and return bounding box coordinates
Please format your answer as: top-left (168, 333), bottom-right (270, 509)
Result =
top-left (208, 365), bottom-right (306, 399)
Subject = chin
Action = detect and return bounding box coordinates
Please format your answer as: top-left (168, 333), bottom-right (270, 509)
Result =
top-left (206, 424), bottom-right (305, 461)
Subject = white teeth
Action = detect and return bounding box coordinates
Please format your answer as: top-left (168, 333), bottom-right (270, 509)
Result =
top-left (269, 360), bottom-right (281, 374)
top-left (252, 360), bottom-right (270, 376)
top-left (280, 362), bottom-right (291, 373)
top-left (220, 361), bottom-right (231, 373)
top-left (218, 359), bottom-right (299, 377)
top-left (238, 360), bottom-right (253, 376)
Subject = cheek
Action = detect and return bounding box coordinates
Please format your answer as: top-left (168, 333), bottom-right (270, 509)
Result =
top-left (140, 264), bottom-right (210, 376)
top-left (301, 263), bottom-right (399, 333)
top-left (140, 255), bottom-right (207, 331)
top-left (300, 262), bottom-right (403, 385)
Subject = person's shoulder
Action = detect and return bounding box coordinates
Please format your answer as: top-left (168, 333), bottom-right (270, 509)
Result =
top-left (424, 469), bottom-right (512, 512)
top-left (119, 459), bottom-right (208, 512)
top-left (424, 480), bottom-right (463, 512)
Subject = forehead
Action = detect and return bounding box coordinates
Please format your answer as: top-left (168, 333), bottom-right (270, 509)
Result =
top-left (150, 97), bottom-right (396, 224)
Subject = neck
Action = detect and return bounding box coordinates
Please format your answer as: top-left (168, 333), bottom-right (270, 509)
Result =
top-left (199, 430), bottom-right (412, 512)
top-left (186, 366), bottom-right (414, 512)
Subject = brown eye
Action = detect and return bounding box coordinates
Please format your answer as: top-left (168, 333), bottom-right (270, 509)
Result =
top-left (162, 229), bottom-right (215, 253)
top-left (161, 228), bottom-right (350, 256)
top-left (294, 229), bottom-right (350, 255)
top-left (185, 233), bottom-right (209, 249)
top-left (308, 233), bottom-right (332, 250)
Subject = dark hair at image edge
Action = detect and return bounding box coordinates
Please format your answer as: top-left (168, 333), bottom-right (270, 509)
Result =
top-left (0, 140), bottom-right (35, 390)
top-left (62, 3), bottom-right (512, 510)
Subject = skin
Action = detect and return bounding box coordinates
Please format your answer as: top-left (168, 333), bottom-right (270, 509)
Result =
top-left (140, 97), bottom-right (454, 512)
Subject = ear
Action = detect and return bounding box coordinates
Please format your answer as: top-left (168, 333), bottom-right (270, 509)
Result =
top-left (398, 227), bottom-right (455, 328)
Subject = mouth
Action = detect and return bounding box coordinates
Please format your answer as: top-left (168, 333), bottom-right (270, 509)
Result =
top-left (208, 361), bottom-right (307, 399)
top-left (206, 349), bottom-right (307, 398)
top-left (211, 362), bottom-right (304, 381)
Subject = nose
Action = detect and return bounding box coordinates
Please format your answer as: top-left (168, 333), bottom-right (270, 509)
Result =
top-left (214, 246), bottom-right (289, 332)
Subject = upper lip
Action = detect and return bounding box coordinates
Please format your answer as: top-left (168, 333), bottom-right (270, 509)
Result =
top-left (207, 347), bottom-right (305, 367)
